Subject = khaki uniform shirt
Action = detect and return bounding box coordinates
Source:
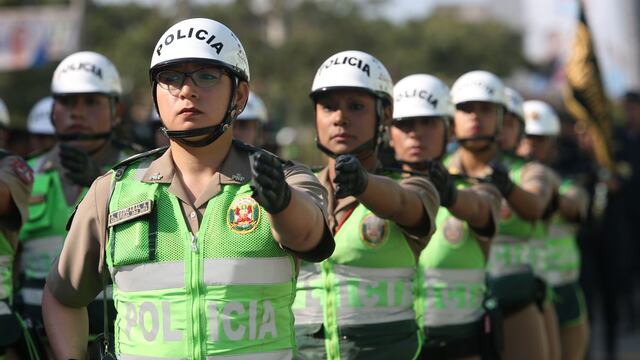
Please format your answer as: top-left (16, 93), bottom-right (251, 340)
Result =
top-left (47, 142), bottom-right (329, 307)
top-left (30, 143), bottom-right (126, 206)
top-left (315, 166), bottom-right (439, 260)
top-left (0, 154), bottom-right (32, 250)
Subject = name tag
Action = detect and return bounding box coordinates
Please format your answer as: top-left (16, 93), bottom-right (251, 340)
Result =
top-left (108, 200), bottom-right (153, 227)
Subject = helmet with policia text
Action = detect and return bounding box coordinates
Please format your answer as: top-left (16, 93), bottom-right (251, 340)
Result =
top-left (51, 51), bottom-right (122, 98)
top-left (237, 91), bottom-right (267, 123)
top-left (0, 98), bottom-right (9, 129)
top-left (310, 50), bottom-right (393, 157)
top-left (149, 18), bottom-right (250, 147)
top-left (27, 96), bottom-right (55, 135)
top-left (451, 70), bottom-right (506, 144)
top-left (393, 74), bottom-right (453, 161)
top-left (523, 100), bottom-right (560, 136)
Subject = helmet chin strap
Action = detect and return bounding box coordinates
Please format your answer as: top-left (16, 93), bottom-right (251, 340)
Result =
top-left (159, 77), bottom-right (239, 148)
top-left (396, 159), bottom-right (432, 171)
top-left (56, 132), bottom-right (112, 142)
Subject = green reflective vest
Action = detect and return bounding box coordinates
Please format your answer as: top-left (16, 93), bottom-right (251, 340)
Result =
top-left (0, 233), bottom-right (13, 301)
top-left (415, 179), bottom-right (486, 329)
top-left (107, 156), bottom-right (296, 359)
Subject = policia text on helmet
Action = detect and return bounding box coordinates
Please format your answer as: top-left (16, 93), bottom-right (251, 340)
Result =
top-left (148, 18), bottom-right (250, 148)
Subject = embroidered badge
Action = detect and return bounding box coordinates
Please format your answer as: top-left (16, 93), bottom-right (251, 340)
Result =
top-left (360, 214), bottom-right (388, 248)
top-left (149, 172), bottom-right (163, 181)
top-left (227, 196), bottom-right (261, 234)
top-left (231, 173), bottom-right (246, 183)
top-left (108, 200), bottom-right (153, 227)
top-left (12, 158), bottom-right (33, 185)
top-left (443, 217), bottom-right (464, 244)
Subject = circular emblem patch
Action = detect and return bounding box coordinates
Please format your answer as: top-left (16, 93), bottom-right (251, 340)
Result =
top-left (11, 158), bottom-right (33, 185)
top-left (360, 214), bottom-right (388, 248)
top-left (442, 217), bottom-right (464, 244)
top-left (227, 196), bottom-right (261, 234)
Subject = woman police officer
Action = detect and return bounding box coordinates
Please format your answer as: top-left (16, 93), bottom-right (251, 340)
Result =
top-left (517, 100), bottom-right (590, 360)
top-left (42, 18), bottom-right (334, 359)
top-left (389, 74), bottom-right (501, 359)
top-left (293, 50), bottom-right (440, 359)
top-left (447, 70), bottom-right (556, 360)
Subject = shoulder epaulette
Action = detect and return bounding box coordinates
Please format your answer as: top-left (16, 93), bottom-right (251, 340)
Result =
top-left (112, 146), bottom-right (168, 171)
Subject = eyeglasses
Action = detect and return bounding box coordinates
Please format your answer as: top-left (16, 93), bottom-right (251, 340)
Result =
top-left (155, 67), bottom-right (225, 95)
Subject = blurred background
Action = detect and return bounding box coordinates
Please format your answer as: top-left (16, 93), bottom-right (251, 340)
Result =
top-left (1, 0), bottom-right (640, 358)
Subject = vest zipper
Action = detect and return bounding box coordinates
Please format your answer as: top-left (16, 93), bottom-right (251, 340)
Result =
top-left (189, 233), bottom-right (203, 358)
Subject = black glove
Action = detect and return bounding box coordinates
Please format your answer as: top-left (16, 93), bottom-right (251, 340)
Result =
top-left (333, 154), bottom-right (369, 199)
top-left (58, 143), bottom-right (103, 187)
top-left (485, 161), bottom-right (515, 197)
top-left (250, 151), bottom-right (292, 214)
top-left (428, 161), bottom-right (458, 207)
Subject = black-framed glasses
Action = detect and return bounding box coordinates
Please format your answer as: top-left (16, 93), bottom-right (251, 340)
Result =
top-left (156, 67), bottom-right (225, 95)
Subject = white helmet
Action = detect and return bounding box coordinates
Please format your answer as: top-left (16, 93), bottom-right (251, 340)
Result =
top-left (310, 50), bottom-right (393, 103)
top-left (0, 98), bottom-right (9, 128)
top-left (237, 91), bottom-right (267, 123)
top-left (27, 97), bottom-right (55, 135)
top-left (51, 51), bottom-right (122, 97)
top-left (523, 100), bottom-right (560, 136)
top-left (504, 87), bottom-right (525, 120)
top-left (149, 18), bottom-right (250, 82)
top-left (450, 70), bottom-right (506, 107)
top-left (393, 74), bottom-right (453, 120)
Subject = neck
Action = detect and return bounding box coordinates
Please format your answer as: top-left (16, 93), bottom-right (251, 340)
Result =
top-left (170, 132), bottom-right (232, 178)
top-left (459, 143), bottom-right (497, 177)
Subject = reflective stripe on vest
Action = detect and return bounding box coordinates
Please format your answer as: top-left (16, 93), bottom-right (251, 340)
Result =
top-left (119, 349), bottom-right (292, 360)
top-left (20, 235), bottom-right (64, 279)
top-left (421, 268), bottom-right (485, 327)
top-left (544, 224), bottom-right (580, 286)
top-left (292, 262), bottom-right (323, 325)
top-left (487, 235), bottom-right (532, 277)
top-left (332, 264), bottom-right (415, 325)
top-left (113, 257), bottom-right (293, 292)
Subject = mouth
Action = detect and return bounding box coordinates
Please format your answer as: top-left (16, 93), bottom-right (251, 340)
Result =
top-left (331, 133), bottom-right (353, 141)
top-left (178, 107), bottom-right (203, 115)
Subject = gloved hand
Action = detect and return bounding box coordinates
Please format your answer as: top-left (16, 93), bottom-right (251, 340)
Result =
top-left (250, 151), bottom-right (292, 214)
top-left (484, 161), bottom-right (515, 197)
top-left (59, 143), bottom-right (103, 187)
top-left (428, 161), bottom-right (458, 207)
top-left (333, 154), bottom-right (369, 199)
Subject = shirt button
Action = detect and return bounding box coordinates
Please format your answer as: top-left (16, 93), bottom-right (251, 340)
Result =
top-left (190, 212), bottom-right (196, 218)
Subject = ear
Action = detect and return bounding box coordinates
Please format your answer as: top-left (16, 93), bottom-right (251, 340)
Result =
top-left (381, 103), bottom-right (393, 126)
top-left (234, 81), bottom-right (250, 118)
top-left (112, 100), bottom-right (124, 126)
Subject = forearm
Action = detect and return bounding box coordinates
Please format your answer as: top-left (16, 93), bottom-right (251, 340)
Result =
top-left (270, 188), bottom-right (326, 252)
top-left (357, 174), bottom-right (424, 227)
top-left (505, 185), bottom-right (545, 221)
top-left (449, 189), bottom-right (491, 230)
top-left (559, 195), bottom-right (582, 222)
top-left (42, 285), bottom-right (89, 360)
top-left (0, 181), bottom-right (12, 216)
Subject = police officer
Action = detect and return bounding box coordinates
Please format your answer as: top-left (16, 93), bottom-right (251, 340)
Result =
top-left (26, 96), bottom-right (57, 157)
top-left (234, 91), bottom-right (268, 146)
top-left (517, 100), bottom-right (589, 360)
top-left (293, 50), bottom-right (439, 360)
top-left (42, 18), bottom-right (333, 359)
top-left (0, 98), bottom-right (36, 360)
top-left (389, 74), bottom-right (501, 359)
top-left (447, 71), bottom-right (556, 360)
top-left (18, 51), bottom-right (129, 345)
top-left (501, 90), bottom-right (562, 360)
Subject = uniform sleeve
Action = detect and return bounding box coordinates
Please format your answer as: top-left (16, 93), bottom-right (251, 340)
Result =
top-left (46, 172), bottom-right (113, 308)
top-left (283, 163), bottom-right (333, 262)
top-left (468, 183), bottom-right (501, 240)
top-left (0, 155), bottom-right (32, 228)
top-left (397, 176), bottom-right (440, 257)
top-left (520, 161), bottom-right (554, 207)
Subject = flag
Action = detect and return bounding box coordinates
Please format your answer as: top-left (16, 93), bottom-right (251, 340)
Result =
top-left (563, 3), bottom-right (613, 169)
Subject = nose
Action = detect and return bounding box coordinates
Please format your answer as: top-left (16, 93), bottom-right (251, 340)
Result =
top-left (178, 76), bottom-right (199, 99)
top-left (332, 108), bottom-right (347, 126)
